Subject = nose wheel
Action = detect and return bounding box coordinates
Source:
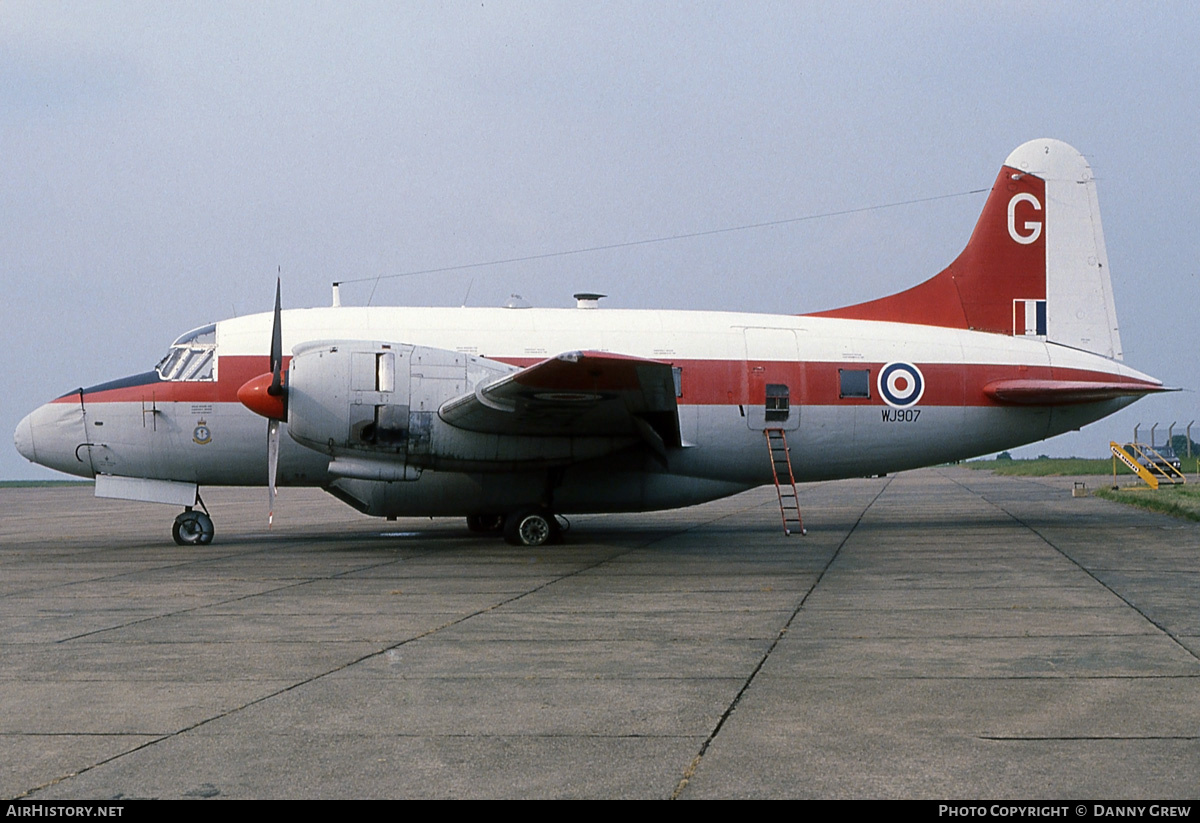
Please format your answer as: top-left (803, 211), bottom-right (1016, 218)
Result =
top-left (173, 509), bottom-right (215, 546)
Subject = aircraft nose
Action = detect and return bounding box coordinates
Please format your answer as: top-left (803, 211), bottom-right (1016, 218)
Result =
top-left (13, 401), bottom-right (94, 478)
top-left (14, 411), bottom-right (37, 463)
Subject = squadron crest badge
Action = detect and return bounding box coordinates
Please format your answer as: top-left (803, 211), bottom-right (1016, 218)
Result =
top-left (193, 420), bottom-right (213, 445)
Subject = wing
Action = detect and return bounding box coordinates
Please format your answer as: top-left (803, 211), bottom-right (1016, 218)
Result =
top-left (439, 351), bottom-right (681, 455)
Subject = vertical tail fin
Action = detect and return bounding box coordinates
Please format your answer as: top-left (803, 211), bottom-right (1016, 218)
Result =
top-left (809, 139), bottom-right (1123, 360)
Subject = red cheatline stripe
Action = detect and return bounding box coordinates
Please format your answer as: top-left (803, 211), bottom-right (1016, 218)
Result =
top-left (55, 355), bottom-right (1160, 409)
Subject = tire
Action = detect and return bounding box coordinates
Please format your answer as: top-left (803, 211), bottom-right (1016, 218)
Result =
top-left (172, 511), bottom-right (215, 546)
top-left (503, 509), bottom-right (557, 547)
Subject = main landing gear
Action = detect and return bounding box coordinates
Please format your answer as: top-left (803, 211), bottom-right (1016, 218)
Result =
top-left (465, 508), bottom-right (562, 547)
top-left (172, 507), bottom-right (214, 546)
top-left (504, 508), bottom-right (558, 547)
top-left (465, 513), bottom-right (503, 533)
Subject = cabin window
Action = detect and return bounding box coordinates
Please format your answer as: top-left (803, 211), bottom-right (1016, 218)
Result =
top-left (672, 366), bottom-right (683, 398)
top-left (765, 384), bottom-right (790, 421)
top-left (838, 369), bottom-right (870, 399)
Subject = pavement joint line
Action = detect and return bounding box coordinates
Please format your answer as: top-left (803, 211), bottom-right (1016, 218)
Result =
top-left (4, 730), bottom-right (702, 740)
top-left (939, 469), bottom-right (1200, 667)
top-left (1, 524), bottom-right (456, 601)
top-left (20, 500), bottom-right (758, 800)
top-left (50, 550), bottom-right (440, 645)
top-left (0, 555), bottom-right (247, 600)
top-left (0, 732), bottom-right (155, 738)
top-left (669, 475), bottom-right (895, 800)
top-left (749, 674), bottom-right (1200, 681)
top-left (979, 734), bottom-right (1200, 741)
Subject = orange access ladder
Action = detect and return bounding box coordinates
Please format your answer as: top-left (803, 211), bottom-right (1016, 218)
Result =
top-left (764, 428), bottom-right (805, 536)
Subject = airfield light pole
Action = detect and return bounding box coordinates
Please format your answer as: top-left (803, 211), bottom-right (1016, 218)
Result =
top-left (1151, 423), bottom-right (1158, 449)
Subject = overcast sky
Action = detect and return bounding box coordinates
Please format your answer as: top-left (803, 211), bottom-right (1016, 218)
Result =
top-left (4, 1), bottom-right (1199, 480)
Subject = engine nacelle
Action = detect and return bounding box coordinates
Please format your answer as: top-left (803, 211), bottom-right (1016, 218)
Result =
top-left (286, 341), bottom-right (633, 473)
top-left (287, 340), bottom-right (507, 456)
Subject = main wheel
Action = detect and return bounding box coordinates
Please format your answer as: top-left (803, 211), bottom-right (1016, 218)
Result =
top-left (466, 514), bottom-right (503, 533)
top-left (503, 509), bottom-right (557, 547)
top-left (172, 510), bottom-right (215, 546)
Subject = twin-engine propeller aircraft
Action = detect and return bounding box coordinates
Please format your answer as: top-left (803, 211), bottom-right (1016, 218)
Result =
top-left (15, 139), bottom-right (1168, 546)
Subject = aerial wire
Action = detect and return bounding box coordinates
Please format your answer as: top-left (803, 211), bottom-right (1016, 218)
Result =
top-left (353, 186), bottom-right (990, 305)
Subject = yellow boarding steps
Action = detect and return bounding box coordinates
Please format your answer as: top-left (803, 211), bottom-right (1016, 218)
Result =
top-left (1110, 442), bottom-right (1187, 489)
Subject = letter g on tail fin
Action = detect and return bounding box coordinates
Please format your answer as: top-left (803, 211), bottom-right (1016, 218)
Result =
top-left (1007, 139), bottom-right (1122, 359)
top-left (810, 139), bottom-right (1123, 361)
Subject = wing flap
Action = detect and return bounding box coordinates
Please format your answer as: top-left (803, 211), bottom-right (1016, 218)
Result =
top-left (440, 351), bottom-right (680, 446)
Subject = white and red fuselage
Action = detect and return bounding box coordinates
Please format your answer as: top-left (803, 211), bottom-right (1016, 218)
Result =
top-left (13, 139), bottom-right (1167, 529)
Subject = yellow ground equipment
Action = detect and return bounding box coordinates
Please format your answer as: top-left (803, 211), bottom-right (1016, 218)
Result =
top-left (1110, 442), bottom-right (1187, 489)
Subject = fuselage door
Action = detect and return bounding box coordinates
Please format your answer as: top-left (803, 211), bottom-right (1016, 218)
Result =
top-left (742, 327), bottom-right (801, 431)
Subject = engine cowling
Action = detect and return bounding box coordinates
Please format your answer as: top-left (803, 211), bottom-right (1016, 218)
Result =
top-left (285, 341), bottom-right (641, 474)
top-left (287, 340), bottom-right (498, 452)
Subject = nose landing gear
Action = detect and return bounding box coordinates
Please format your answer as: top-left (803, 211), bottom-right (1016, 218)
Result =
top-left (172, 508), bottom-right (215, 546)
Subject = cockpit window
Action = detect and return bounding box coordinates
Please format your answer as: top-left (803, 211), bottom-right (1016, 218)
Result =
top-left (172, 325), bottom-right (216, 347)
top-left (156, 323), bottom-right (217, 381)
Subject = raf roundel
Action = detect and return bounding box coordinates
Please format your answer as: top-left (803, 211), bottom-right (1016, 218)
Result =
top-left (877, 362), bottom-right (925, 408)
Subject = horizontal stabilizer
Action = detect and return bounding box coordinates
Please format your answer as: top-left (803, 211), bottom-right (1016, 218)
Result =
top-left (983, 378), bottom-right (1168, 406)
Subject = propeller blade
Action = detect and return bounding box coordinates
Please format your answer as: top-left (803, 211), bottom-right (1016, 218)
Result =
top-left (268, 277), bottom-right (283, 397)
top-left (266, 279), bottom-right (284, 527)
top-left (268, 418), bottom-right (279, 528)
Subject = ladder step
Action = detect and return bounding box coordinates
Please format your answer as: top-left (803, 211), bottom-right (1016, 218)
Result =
top-left (763, 428), bottom-right (804, 538)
